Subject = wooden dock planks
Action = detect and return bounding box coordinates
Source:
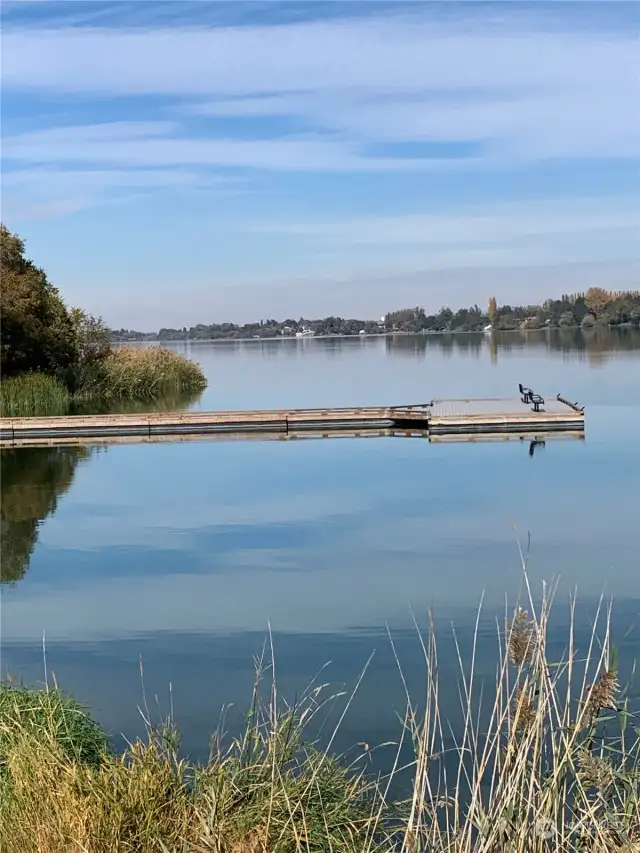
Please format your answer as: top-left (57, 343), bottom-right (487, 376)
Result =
top-left (428, 397), bottom-right (584, 434)
top-left (0, 396), bottom-right (584, 447)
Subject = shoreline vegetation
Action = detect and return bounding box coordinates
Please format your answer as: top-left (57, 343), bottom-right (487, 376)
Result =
top-left (113, 289), bottom-right (640, 342)
top-left (1, 581), bottom-right (638, 852)
top-left (0, 225), bottom-right (207, 418)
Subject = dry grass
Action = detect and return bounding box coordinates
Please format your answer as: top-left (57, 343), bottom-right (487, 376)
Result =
top-left (0, 668), bottom-right (384, 853)
top-left (397, 574), bottom-right (640, 853)
top-left (1, 571), bottom-right (638, 853)
top-left (74, 346), bottom-right (207, 401)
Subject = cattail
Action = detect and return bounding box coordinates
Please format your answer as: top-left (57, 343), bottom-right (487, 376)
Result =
top-left (508, 607), bottom-right (536, 667)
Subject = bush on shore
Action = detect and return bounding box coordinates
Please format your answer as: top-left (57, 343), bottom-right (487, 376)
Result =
top-left (1, 580), bottom-right (638, 852)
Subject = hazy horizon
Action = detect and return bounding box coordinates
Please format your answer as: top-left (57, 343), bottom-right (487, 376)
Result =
top-left (111, 261), bottom-right (640, 330)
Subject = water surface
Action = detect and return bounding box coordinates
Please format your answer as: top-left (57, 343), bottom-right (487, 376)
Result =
top-left (2, 328), bottom-right (639, 763)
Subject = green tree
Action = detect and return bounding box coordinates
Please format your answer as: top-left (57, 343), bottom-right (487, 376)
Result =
top-left (71, 309), bottom-right (112, 366)
top-left (488, 296), bottom-right (497, 324)
top-left (0, 225), bottom-right (76, 377)
top-left (63, 308), bottom-right (113, 391)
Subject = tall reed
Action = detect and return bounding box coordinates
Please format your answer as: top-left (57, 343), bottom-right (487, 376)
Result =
top-left (73, 346), bottom-right (207, 401)
top-left (0, 374), bottom-right (70, 417)
top-left (396, 574), bottom-right (640, 852)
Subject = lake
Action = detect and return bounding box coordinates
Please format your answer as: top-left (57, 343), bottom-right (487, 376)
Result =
top-left (2, 327), bottom-right (639, 768)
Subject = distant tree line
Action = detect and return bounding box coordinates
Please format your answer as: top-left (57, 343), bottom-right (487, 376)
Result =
top-left (112, 288), bottom-right (640, 341)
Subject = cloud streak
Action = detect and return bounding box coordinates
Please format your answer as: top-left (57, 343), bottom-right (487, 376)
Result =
top-left (2, 3), bottom-right (638, 319)
top-left (2, 122), bottom-right (477, 172)
top-left (3, 11), bottom-right (639, 168)
top-left (249, 199), bottom-right (640, 246)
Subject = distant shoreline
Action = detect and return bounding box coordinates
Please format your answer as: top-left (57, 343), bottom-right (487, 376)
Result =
top-left (111, 290), bottom-right (640, 343)
top-left (122, 330), bottom-right (472, 344)
top-left (116, 324), bottom-right (639, 345)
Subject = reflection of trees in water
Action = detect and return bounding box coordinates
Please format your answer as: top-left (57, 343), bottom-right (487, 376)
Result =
top-left (385, 335), bottom-right (428, 359)
top-left (0, 446), bottom-right (92, 583)
top-left (384, 327), bottom-right (640, 363)
top-left (384, 332), bottom-right (486, 359)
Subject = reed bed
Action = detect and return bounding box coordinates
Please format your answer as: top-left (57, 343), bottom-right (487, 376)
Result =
top-left (70, 346), bottom-right (207, 402)
top-left (1, 574), bottom-right (638, 852)
top-left (0, 374), bottom-right (70, 417)
top-left (1, 347), bottom-right (207, 416)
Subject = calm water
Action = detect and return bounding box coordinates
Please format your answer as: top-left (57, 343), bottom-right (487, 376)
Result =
top-left (2, 328), bottom-right (639, 765)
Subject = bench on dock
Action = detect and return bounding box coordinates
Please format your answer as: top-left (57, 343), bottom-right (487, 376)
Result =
top-left (519, 384), bottom-right (545, 412)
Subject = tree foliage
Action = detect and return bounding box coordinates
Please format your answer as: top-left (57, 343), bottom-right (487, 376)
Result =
top-left (584, 287), bottom-right (612, 319)
top-left (488, 296), bottom-right (497, 323)
top-left (64, 308), bottom-right (113, 392)
top-left (0, 225), bottom-right (77, 377)
top-left (0, 225), bottom-right (112, 383)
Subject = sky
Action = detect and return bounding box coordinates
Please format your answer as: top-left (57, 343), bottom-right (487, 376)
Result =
top-left (2, 1), bottom-right (639, 328)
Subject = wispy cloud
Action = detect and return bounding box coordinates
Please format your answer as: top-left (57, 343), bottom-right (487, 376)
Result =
top-left (1, 3), bottom-right (638, 318)
top-left (248, 199), bottom-right (640, 246)
top-left (3, 11), bottom-right (638, 169)
top-left (2, 121), bottom-right (473, 172)
top-left (1, 162), bottom-right (235, 220)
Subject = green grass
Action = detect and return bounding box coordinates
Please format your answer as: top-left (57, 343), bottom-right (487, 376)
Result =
top-left (0, 683), bottom-right (108, 774)
top-left (0, 674), bottom-right (384, 853)
top-left (1, 576), bottom-right (638, 852)
top-left (0, 348), bottom-right (207, 416)
top-left (0, 374), bottom-right (70, 417)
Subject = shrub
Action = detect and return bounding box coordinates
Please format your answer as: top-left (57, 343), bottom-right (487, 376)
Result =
top-left (0, 684), bottom-right (108, 799)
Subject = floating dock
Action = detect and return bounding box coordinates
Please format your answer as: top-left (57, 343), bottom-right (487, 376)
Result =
top-left (0, 394), bottom-right (584, 447)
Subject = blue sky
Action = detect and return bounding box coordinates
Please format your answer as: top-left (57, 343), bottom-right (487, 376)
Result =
top-left (2, 1), bottom-right (639, 327)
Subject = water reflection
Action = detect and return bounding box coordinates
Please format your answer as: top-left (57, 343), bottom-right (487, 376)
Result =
top-left (168, 326), bottom-right (640, 362)
top-left (2, 329), bottom-right (639, 765)
top-left (0, 446), bottom-right (93, 583)
top-left (383, 326), bottom-right (640, 361)
top-left (70, 388), bottom-right (203, 416)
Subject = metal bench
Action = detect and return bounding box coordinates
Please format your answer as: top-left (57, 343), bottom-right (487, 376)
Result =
top-left (519, 383), bottom-right (533, 403)
top-left (519, 383), bottom-right (544, 412)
